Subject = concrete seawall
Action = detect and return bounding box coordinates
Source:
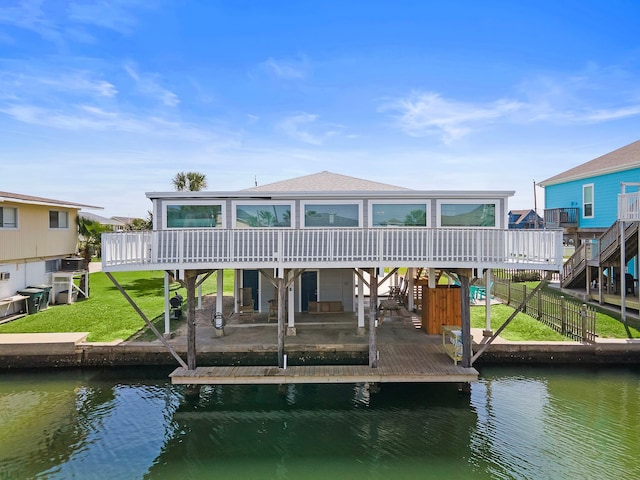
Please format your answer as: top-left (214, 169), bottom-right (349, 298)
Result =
top-left (1, 333), bottom-right (639, 369)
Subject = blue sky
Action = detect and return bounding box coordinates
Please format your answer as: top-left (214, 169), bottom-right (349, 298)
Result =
top-left (1, 0), bottom-right (640, 218)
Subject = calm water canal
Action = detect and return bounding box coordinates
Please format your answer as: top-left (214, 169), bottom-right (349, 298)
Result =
top-left (1, 365), bottom-right (639, 479)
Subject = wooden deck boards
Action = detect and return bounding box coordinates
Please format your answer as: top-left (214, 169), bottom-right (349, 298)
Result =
top-left (589, 293), bottom-right (640, 312)
top-left (170, 343), bottom-right (478, 385)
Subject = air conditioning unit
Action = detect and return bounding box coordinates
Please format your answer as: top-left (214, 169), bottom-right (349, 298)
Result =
top-left (0, 272), bottom-right (10, 280)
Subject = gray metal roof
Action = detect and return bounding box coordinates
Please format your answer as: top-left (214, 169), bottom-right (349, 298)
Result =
top-left (539, 139), bottom-right (640, 187)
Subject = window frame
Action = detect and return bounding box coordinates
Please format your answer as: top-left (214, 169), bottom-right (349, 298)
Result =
top-left (232, 201), bottom-right (295, 228)
top-left (301, 200), bottom-right (363, 228)
top-left (436, 199), bottom-right (500, 228)
top-left (582, 184), bottom-right (594, 219)
top-left (368, 200), bottom-right (430, 227)
top-left (0, 206), bottom-right (18, 229)
top-left (49, 210), bottom-right (69, 229)
top-left (164, 201), bottom-right (225, 229)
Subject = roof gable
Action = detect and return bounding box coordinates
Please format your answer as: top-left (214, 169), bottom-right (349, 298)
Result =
top-left (539, 140), bottom-right (640, 186)
top-left (243, 171), bottom-right (410, 192)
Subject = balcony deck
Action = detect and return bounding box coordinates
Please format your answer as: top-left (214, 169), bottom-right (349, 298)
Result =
top-left (102, 227), bottom-right (563, 272)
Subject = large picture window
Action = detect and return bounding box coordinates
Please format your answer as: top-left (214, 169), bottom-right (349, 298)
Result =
top-left (167, 204), bottom-right (222, 228)
top-left (371, 203), bottom-right (427, 227)
top-left (0, 207), bottom-right (17, 228)
top-left (49, 210), bottom-right (69, 229)
top-left (235, 204), bottom-right (292, 228)
top-left (303, 203), bottom-right (360, 227)
top-left (583, 184), bottom-right (594, 218)
top-left (439, 202), bottom-right (496, 227)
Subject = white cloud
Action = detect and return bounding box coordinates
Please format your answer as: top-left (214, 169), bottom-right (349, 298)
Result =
top-left (382, 64), bottom-right (640, 142)
top-left (67, 0), bottom-right (146, 35)
top-left (380, 91), bottom-right (523, 142)
top-left (0, 69), bottom-right (118, 104)
top-left (0, 0), bottom-right (63, 44)
top-left (277, 113), bottom-right (323, 145)
top-left (515, 68), bottom-right (640, 124)
top-left (261, 57), bottom-right (308, 80)
top-left (0, 102), bottom-right (213, 141)
top-left (124, 63), bottom-right (180, 107)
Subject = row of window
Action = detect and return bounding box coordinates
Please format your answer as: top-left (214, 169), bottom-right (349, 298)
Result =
top-left (165, 201), bottom-right (498, 229)
top-left (0, 207), bottom-right (69, 229)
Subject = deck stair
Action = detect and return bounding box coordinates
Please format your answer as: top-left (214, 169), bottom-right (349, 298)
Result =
top-left (562, 220), bottom-right (639, 289)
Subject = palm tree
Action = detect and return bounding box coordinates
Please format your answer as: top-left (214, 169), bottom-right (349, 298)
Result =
top-left (172, 171), bottom-right (208, 191)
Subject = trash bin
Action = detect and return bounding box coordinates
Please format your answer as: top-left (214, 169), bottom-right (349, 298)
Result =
top-left (17, 288), bottom-right (44, 314)
top-left (29, 284), bottom-right (52, 310)
top-left (56, 290), bottom-right (78, 304)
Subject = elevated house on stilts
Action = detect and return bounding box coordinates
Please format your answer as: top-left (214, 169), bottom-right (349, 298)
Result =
top-left (540, 140), bottom-right (640, 323)
top-left (102, 172), bottom-right (563, 387)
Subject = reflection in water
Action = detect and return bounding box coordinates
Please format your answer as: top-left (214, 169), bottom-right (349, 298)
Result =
top-left (0, 366), bottom-right (638, 479)
top-left (148, 382), bottom-right (477, 480)
top-left (471, 366), bottom-right (640, 480)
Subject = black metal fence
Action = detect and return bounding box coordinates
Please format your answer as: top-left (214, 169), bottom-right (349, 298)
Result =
top-left (492, 277), bottom-right (597, 343)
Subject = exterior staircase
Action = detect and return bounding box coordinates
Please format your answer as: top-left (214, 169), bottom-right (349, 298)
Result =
top-left (561, 220), bottom-right (639, 288)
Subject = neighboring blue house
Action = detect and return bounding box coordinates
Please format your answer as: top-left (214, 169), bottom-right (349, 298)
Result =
top-left (539, 139), bottom-right (640, 245)
top-left (508, 209), bottom-right (543, 229)
top-left (539, 139), bottom-right (640, 292)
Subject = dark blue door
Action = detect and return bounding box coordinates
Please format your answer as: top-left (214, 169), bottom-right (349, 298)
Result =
top-left (242, 270), bottom-right (259, 310)
top-left (301, 271), bottom-right (317, 312)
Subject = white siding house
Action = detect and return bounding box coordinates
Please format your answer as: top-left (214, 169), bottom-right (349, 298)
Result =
top-left (103, 171), bottom-right (563, 276)
top-left (0, 191), bottom-right (100, 310)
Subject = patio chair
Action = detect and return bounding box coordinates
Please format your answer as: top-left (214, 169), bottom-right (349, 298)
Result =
top-left (470, 282), bottom-right (493, 303)
top-left (268, 298), bottom-right (287, 321)
top-left (238, 287), bottom-right (254, 320)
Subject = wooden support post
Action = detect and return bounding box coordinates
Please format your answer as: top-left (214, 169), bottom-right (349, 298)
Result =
top-left (277, 276), bottom-right (287, 368)
top-left (185, 270), bottom-right (197, 370)
top-left (164, 271), bottom-right (171, 336)
top-left (369, 268), bottom-right (378, 368)
top-left (598, 266), bottom-right (603, 304)
top-left (458, 274), bottom-right (472, 368)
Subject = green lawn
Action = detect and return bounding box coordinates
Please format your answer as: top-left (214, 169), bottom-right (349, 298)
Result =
top-left (3, 271), bottom-right (639, 343)
top-left (470, 304), bottom-right (568, 341)
top-left (0, 270), bottom-right (235, 342)
top-left (523, 281), bottom-right (640, 338)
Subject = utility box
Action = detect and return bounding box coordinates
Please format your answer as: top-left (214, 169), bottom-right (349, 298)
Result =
top-left (61, 257), bottom-right (85, 271)
top-left (421, 285), bottom-right (462, 334)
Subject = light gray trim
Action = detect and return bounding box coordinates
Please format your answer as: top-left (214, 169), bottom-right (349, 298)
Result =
top-left (147, 190), bottom-right (515, 200)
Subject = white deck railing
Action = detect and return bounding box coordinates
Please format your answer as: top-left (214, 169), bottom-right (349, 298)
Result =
top-left (618, 192), bottom-right (640, 221)
top-left (102, 227), bottom-right (563, 271)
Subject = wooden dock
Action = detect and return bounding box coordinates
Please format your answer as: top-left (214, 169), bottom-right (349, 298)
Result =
top-left (169, 343), bottom-right (478, 385)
